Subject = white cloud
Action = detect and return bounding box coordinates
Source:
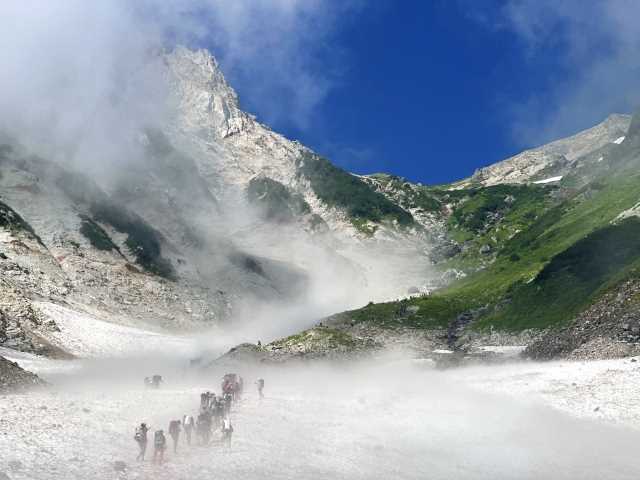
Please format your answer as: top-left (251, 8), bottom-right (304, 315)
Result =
top-left (0, 0), bottom-right (361, 167)
top-left (472, 0), bottom-right (640, 146)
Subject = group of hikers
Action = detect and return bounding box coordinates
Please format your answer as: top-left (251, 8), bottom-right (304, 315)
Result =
top-left (133, 373), bottom-right (265, 464)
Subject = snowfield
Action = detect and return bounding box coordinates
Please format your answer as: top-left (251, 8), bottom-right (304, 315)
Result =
top-left (2, 309), bottom-right (640, 479)
top-left (35, 302), bottom-right (196, 358)
top-left (1, 352), bottom-right (640, 479)
top-left (450, 357), bottom-right (640, 428)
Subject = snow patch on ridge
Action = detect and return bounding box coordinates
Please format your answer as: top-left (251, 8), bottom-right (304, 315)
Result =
top-left (533, 176), bottom-right (563, 184)
top-left (615, 201), bottom-right (640, 222)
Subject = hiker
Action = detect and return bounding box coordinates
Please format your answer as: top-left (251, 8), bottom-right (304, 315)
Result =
top-left (183, 414), bottom-right (195, 446)
top-left (196, 412), bottom-right (212, 445)
top-left (200, 391), bottom-right (210, 411)
top-left (168, 420), bottom-right (181, 453)
top-left (256, 378), bottom-right (264, 398)
top-left (203, 411), bottom-right (213, 444)
top-left (222, 373), bottom-right (237, 397)
top-left (153, 430), bottom-right (167, 464)
top-left (207, 391), bottom-right (217, 410)
top-left (221, 418), bottom-right (234, 448)
top-left (223, 392), bottom-right (233, 415)
top-left (134, 423), bottom-right (149, 461)
top-left (212, 398), bottom-right (224, 429)
top-left (238, 376), bottom-right (244, 400)
top-left (152, 375), bottom-right (163, 389)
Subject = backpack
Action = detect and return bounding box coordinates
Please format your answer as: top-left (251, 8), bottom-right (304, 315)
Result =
top-left (134, 429), bottom-right (143, 442)
top-left (154, 431), bottom-right (165, 448)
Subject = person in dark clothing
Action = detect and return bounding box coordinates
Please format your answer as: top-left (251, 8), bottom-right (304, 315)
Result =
top-left (168, 420), bottom-right (181, 453)
top-left (153, 430), bottom-right (167, 464)
top-left (183, 414), bottom-right (195, 446)
top-left (223, 393), bottom-right (233, 415)
top-left (208, 392), bottom-right (217, 410)
top-left (197, 412), bottom-right (212, 445)
top-left (256, 378), bottom-right (265, 398)
top-left (134, 423), bottom-right (149, 461)
top-left (213, 398), bottom-right (224, 429)
top-left (237, 377), bottom-right (244, 400)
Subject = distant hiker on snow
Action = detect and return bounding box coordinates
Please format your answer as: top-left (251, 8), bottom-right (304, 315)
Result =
top-left (208, 391), bottom-right (217, 410)
top-left (223, 392), bottom-right (233, 415)
top-left (153, 430), bottom-right (167, 464)
top-left (222, 418), bottom-right (234, 448)
top-left (151, 375), bottom-right (163, 389)
top-left (256, 378), bottom-right (265, 398)
top-left (168, 420), bottom-right (182, 453)
top-left (200, 391), bottom-right (210, 411)
top-left (134, 423), bottom-right (149, 461)
top-left (183, 414), bottom-right (195, 446)
top-left (196, 411), bottom-right (212, 445)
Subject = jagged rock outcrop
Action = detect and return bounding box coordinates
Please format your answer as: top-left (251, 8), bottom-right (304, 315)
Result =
top-left (0, 356), bottom-right (45, 393)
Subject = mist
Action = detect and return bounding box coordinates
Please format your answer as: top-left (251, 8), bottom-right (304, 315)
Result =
top-left (0, 0), bottom-right (436, 343)
top-left (3, 352), bottom-right (640, 480)
top-left (0, 0), bottom-right (359, 162)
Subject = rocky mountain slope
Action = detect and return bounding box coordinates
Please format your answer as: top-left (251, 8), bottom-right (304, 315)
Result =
top-left (258, 110), bottom-right (640, 362)
top-left (461, 114), bottom-right (630, 187)
top-left (2, 45), bottom-right (638, 364)
top-left (0, 355), bottom-right (44, 393)
top-left (0, 47), bottom-right (442, 358)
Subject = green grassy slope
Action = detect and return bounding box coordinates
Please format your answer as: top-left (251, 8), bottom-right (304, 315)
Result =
top-left (246, 177), bottom-right (311, 222)
top-left (56, 169), bottom-right (176, 280)
top-left (340, 122), bottom-right (640, 334)
top-left (296, 151), bottom-right (414, 233)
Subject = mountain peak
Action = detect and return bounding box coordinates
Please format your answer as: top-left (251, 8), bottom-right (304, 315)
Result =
top-left (166, 46), bottom-right (250, 139)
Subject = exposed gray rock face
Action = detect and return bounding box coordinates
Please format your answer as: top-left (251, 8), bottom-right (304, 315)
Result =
top-left (464, 114), bottom-right (630, 187)
top-left (0, 356), bottom-right (45, 393)
top-left (0, 47), bottom-right (441, 358)
top-left (525, 278), bottom-right (640, 360)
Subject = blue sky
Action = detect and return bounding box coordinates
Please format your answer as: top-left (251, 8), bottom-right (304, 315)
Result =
top-left (203, 1), bottom-right (639, 186)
